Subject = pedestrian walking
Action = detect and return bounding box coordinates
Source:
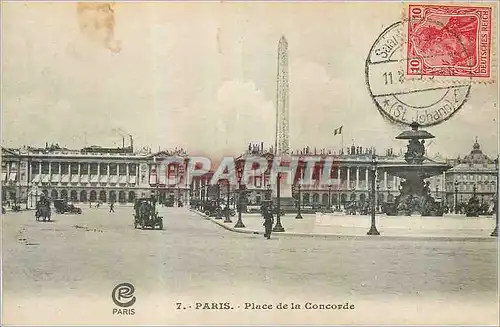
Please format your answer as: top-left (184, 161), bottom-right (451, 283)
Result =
top-left (263, 204), bottom-right (274, 240)
top-left (109, 201), bottom-right (115, 213)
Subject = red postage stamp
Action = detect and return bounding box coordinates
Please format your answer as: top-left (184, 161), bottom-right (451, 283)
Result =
top-left (407, 4), bottom-right (492, 78)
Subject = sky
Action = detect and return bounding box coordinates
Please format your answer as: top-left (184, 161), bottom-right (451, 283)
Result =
top-left (2, 2), bottom-right (498, 160)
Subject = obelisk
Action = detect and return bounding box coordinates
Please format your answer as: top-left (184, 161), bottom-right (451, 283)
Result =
top-left (273, 35), bottom-right (294, 212)
top-left (275, 35), bottom-right (290, 156)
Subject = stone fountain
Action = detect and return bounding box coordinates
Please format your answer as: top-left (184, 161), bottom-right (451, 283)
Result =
top-left (382, 122), bottom-right (452, 216)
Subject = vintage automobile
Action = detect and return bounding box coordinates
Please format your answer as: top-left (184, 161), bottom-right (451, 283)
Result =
top-left (189, 199), bottom-right (202, 210)
top-left (164, 198), bottom-right (175, 207)
top-left (134, 198), bottom-right (163, 230)
top-left (53, 199), bottom-right (82, 214)
top-left (203, 200), bottom-right (222, 217)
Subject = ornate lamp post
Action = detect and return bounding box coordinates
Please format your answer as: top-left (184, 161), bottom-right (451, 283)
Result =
top-left (225, 179), bottom-right (231, 220)
top-left (234, 167), bottom-right (245, 228)
top-left (200, 180), bottom-right (205, 211)
top-left (454, 181), bottom-right (459, 214)
top-left (155, 162), bottom-right (159, 211)
top-left (328, 183), bottom-right (332, 211)
top-left (435, 185), bottom-right (439, 198)
top-left (273, 172), bottom-right (285, 232)
top-left (295, 183), bottom-right (303, 219)
top-left (216, 182), bottom-right (222, 220)
top-left (223, 180), bottom-right (232, 223)
top-left (367, 154), bottom-right (380, 235)
top-left (25, 154), bottom-right (31, 210)
top-left (296, 166), bottom-right (303, 219)
top-left (491, 157), bottom-right (498, 237)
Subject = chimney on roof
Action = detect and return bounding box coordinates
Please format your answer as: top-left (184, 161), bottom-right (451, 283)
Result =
top-left (122, 136), bottom-right (125, 149)
top-left (261, 142), bottom-right (264, 152)
top-left (129, 135), bottom-right (134, 151)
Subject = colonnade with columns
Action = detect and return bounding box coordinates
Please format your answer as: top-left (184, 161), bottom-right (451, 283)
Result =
top-left (29, 161), bottom-right (139, 186)
top-left (294, 165), bottom-right (401, 192)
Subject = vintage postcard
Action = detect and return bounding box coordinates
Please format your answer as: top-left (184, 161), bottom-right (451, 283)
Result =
top-left (1, 1), bottom-right (499, 325)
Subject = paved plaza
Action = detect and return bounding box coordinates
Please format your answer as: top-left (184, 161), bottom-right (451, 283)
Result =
top-left (2, 206), bottom-right (499, 325)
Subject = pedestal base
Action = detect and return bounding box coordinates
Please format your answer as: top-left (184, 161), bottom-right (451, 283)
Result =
top-left (367, 225), bottom-right (380, 235)
top-left (272, 221), bottom-right (285, 232)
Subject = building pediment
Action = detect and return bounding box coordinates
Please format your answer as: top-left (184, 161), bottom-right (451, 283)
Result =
top-left (149, 151), bottom-right (171, 159)
top-left (149, 149), bottom-right (188, 159)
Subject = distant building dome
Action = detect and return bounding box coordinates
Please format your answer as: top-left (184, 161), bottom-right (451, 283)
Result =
top-left (461, 138), bottom-right (493, 164)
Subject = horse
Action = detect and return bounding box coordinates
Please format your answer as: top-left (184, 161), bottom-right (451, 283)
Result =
top-left (35, 205), bottom-right (51, 222)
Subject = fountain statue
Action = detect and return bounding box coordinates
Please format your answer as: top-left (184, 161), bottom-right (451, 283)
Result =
top-left (382, 122), bottom-right (452, 216)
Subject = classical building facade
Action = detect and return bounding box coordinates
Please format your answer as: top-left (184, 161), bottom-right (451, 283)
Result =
top-left (1, 143), bottom-right (191, 207)
top-left (441, 140), bottom-right (498, 208)
top-left (230, 143), bottom-right (408, 208)
top-left (3, 140), bottom-right (497, 211)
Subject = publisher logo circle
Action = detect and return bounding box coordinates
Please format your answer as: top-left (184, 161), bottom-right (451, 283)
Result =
top-left (112, 282), bottom-right (136, 307)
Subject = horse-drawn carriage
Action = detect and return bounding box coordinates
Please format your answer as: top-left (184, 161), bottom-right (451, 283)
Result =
top-left (134, 198), bottom-right (163, 230)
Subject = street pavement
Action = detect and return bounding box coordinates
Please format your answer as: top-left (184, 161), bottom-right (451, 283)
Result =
top-left (2, 206), bottom-right (498, 325)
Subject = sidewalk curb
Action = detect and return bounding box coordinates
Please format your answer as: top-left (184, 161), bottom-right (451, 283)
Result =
top-left (189, 209), bottom-right (496, 242)
top-left (189, 209), bottom-right (260, 235)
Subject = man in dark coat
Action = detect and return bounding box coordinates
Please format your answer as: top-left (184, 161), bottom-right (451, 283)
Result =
top-left (262, 203), bottom-right (274, 239)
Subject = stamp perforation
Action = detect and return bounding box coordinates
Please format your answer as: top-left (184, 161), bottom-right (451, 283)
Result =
top-left (400, 2), bottom-right (497, 85)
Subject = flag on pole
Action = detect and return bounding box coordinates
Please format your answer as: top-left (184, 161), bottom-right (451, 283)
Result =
top-left (334, 126), bottom-right (343, 135)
